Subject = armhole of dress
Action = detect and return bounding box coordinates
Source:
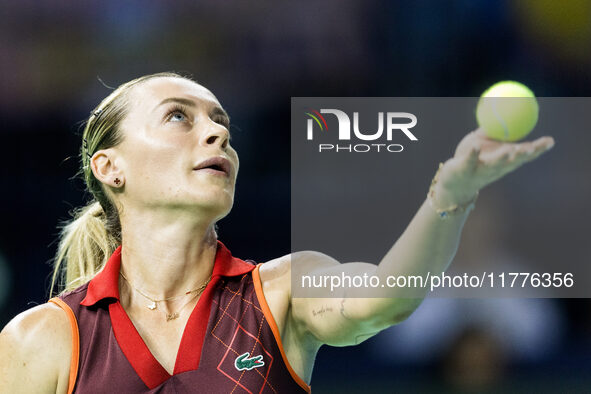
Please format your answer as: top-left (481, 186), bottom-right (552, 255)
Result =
top-left (252, 264), bottom-right (312, 393)
top-left (49, 297), bottom-right (80, 394)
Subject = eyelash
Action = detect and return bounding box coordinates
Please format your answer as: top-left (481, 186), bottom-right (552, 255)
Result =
top-left (213, 115), bottom-right (231, 129)
top-left (164, 105), bottom-right (230, 130)
top-left (165, 104), bottom-right (190, 123)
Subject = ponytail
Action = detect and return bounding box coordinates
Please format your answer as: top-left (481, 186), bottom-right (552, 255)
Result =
top-left (49, 201), bottom-right (121, 297)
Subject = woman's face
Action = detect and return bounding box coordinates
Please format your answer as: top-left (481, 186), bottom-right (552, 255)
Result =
top-left (109, 77), bottom-right (239, 221)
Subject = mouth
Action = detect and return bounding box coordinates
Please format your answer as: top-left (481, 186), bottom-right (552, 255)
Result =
top-left (193, 156), bottom-right (232, 177)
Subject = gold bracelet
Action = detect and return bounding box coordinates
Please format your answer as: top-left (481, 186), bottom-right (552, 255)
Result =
top-left (427, 162), bottom-right (479, 219)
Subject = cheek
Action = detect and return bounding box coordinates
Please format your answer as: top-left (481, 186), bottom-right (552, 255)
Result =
top-left (124, 142), bottom-right (186, 188)
top-left (229, 149), bottom-right (240, 173)
top-left (135, 150), bottom-right (178, 174)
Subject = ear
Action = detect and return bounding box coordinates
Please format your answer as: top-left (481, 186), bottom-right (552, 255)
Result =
top-left (90, 148), bottom-right (124, 187)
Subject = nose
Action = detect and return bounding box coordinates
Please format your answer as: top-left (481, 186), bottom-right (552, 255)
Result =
top-left (201, 123), bottom-right (229, 150)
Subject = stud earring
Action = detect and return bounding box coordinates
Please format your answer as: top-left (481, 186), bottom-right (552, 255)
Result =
top-left (114, 178), bottom-right (121, 186)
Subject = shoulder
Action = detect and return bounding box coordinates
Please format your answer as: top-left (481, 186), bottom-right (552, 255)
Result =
top-left (257, 250), bottom-right (339, 284)
top-left (0, 301), bottom-right (72, 358)
top-left (255, 250), bottom-right (340, 333)
top-left (0, 302), bottom-right (72, 393)
top-left (257, 250), bottom-right (340, 298)
top-left (255, 254), bottom-right (292, 329)
top-left (257, 253), bottom-right (291, 284)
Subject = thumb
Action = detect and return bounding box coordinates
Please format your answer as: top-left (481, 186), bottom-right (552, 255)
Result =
top-left (462, 145), bottom-right (481, 172)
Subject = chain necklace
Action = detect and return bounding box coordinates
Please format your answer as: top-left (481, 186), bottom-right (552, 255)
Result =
top-left (163, 291), bottom-right (200, 322)
top-left (119, 270), bottom-right (211, 321)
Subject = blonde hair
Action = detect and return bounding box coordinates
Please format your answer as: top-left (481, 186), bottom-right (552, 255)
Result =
top-left (49, 72), bottom-right (188, 298)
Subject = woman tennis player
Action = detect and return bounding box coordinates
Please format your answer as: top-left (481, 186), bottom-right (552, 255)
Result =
top-left (0, 73), bottom-right (554, 393)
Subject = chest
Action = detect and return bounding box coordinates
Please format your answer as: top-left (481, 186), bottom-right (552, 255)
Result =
top-left (126, 307), bottom-right (193, 375)
top-left (72, 274), bottom-right (309, 393)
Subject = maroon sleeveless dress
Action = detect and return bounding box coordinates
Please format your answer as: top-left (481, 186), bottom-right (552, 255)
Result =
top-left (49, 241), bottom-right (311, 393)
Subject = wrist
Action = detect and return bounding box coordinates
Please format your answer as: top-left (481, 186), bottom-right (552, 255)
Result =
top-left (427, 162), bottom-right (479, 219)
top-left (431, 182), bottom-right (478, 208)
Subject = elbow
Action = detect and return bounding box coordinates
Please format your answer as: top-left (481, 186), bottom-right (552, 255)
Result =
top-left (387, 307), bottom-right (416, 325)
top-left (340, 297), bottom-right (423, 334)
top-left (368, 300), bottom-right (422, 329)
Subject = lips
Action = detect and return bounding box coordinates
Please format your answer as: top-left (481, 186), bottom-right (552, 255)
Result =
top-left (193, 156), bottom-right (232, 176)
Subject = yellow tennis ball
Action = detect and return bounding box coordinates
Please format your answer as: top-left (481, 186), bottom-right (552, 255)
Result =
top-left (476, 81), bottom-right (539, 142)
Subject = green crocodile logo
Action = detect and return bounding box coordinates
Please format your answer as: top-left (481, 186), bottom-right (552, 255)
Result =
top-left (234, 352), bottom-right (265, 371)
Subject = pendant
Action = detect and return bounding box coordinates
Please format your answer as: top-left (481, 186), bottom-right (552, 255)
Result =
top-left (147, 301), bottom-right (157, 310)
top-left (166, 312), bottom-right (179, 322)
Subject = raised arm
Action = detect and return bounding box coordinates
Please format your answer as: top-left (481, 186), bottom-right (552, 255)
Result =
top-left (291, 128), bottom-right (555, 347)
top-left (0, 303), bottom-right (72, 394)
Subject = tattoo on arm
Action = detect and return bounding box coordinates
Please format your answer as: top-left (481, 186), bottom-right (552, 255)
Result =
top-left (312, 306), bottom-right (333, 317)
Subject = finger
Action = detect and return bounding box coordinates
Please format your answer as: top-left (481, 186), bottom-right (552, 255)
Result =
top-left (513, 136), bottom-right (555, 163)
top-left (521, 143), bottom-right (554, 163)
top-left (480, 144), bottom-right (514, 163)
top-left (535, 136), bottom-right (555, 150)
top-left (464, 145), bottom-right (481, 170)
top-left (474, 128), bottom-right (488, 138)
top-left (526, 136), bottom-right (554, 151)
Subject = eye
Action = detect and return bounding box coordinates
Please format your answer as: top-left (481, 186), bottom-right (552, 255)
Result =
top-left (170, 112), bottom-right (186, 122)
top-left (165, 105), bottom-right (190, 123)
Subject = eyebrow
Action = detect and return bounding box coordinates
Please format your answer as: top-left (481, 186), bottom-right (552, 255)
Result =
top-left (156, 97), bottom-right (230, 120)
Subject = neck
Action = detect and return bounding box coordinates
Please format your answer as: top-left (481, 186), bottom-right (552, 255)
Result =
top-left (118, 206), bottom-right (218, 301)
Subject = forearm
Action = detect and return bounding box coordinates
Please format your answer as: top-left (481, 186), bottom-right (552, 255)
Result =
top-left (365, 176), bottom-right (478, 319)
top-left (299, 197), bottom-right (474, 345)
top-left (375, 195), bottom-right (472, 285)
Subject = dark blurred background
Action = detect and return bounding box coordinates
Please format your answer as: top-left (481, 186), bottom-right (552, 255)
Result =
top-left (1, 1), bottom-right (590, 392)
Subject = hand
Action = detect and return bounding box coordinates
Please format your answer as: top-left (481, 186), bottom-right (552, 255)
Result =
top-left (432, 128), bottom-right (555, 206)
